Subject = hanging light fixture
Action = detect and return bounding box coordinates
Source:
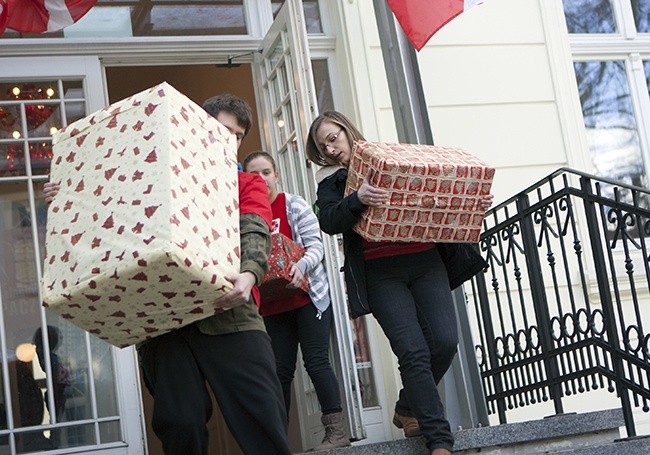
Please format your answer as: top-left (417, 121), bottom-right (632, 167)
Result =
top-left (16, 343), bottom-right (36, 363)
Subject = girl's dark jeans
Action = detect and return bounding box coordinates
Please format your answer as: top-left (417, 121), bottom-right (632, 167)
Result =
top-left (264, 304), bottom-right (342, 418)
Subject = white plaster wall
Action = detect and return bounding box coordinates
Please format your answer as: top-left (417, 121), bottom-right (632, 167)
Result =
top-left (334, 0), bottom-right (590, 206)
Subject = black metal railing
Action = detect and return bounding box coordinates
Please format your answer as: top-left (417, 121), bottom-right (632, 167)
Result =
top-left (469, 167), bottom-right (650, 437)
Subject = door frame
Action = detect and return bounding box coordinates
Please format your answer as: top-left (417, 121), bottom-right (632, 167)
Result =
top-left (254, 1), bottom-right (365, 448)
top-left (0, 55), bottom-right (146, 455)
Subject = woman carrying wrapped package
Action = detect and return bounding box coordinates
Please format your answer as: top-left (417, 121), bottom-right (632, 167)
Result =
top-left (305, 111), bottom-right (494, 455)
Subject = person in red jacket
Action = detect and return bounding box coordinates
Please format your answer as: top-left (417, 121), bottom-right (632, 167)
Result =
top-left (44, 94), bottom-right (291, 455)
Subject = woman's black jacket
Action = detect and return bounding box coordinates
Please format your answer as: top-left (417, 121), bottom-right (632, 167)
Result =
top-left (316, 167), bottom-right (487, 319)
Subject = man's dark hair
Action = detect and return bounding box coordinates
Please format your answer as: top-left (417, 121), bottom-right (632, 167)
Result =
top-left (202, 94), bottom-right (253, 138)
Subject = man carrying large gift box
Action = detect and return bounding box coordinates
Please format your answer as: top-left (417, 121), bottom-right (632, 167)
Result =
top-left (44, 94), bottom-right (291, 455)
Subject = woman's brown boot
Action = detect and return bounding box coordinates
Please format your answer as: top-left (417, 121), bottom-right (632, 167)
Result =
top-left (392, 412), bottom-right (422, 437)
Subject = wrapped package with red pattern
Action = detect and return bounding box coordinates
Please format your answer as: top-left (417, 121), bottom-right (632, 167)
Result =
top-left (41, 82), bottom-right (241, 348)
top-left (345, 141), bottom-right (495, 243)
top-left (260, 233), bottom-right (309, 301)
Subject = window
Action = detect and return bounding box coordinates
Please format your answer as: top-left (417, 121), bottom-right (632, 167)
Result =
top-left (0, 81), bottom-right (84, 177)
top-left (632, 0), bottom-right (650, 32)
top-left (311, 59), bottom-right (334, 113)
top-left (272, 1), bottom-right (323, 34)
top-left (564, 0), bottom-right (617, 33)
top-left (0, 77), bottom-right (123, 454)
top-left (0, 1), bottom-right (326, 39)
top-left (1, 0), bottom-right (248, 39)
top-left (563, 0), bottom-right (650, 199)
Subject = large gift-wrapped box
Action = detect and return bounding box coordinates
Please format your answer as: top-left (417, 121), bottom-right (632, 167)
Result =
top-left (41, 82), bottom-right (241, 348)
top-left (260, 233), bottom-right (309, 302)
top-left (345, 141), bottom-right (495, 243)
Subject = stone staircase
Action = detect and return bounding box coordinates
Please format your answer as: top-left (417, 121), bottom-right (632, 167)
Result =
top-left (302, 409), bottom-right (650, 455)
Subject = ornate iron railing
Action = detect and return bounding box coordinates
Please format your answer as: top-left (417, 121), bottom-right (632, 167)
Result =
top-left (469, 167), bottom-right (650, 437)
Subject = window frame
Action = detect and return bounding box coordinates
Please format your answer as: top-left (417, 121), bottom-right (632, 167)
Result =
top-left (541, 0), bottom-right (650, 179)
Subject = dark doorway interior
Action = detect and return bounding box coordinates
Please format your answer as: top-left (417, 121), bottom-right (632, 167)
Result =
top-left (104, 64), bottom-right (303, 454)
top-left (105, 64), bottom-right (263, 162)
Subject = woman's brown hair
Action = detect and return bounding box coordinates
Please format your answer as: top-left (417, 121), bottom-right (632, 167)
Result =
top-left (305, 111), bottom-right (366, 166)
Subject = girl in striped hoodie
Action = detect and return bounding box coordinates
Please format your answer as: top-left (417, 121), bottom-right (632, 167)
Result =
top-left (243, 151), bottom-right (350, 451)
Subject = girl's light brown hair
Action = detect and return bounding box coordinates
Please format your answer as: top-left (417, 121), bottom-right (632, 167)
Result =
top-left (242, 151), bottom-right (277, 173)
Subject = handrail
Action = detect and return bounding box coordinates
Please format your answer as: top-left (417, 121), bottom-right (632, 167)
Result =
top-left (470, 167), bottom-right (650, 437)
top-left (491, 167), bottom-right (650, 211)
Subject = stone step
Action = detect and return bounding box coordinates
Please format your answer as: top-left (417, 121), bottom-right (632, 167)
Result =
top-left (299, 437), bottom-right (428, 455)
top-left (455, 408), bottom-right (623, 453)
top-left (550, 436), bottom-right (650, 455)
top-left (300, 408), bottom-right (641, 454)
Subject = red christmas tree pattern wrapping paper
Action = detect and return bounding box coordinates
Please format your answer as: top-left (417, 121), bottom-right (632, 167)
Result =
top-left (259, 233), bottom-right (309, 302)
top-left (344, 141), bottom-right (495, 243)
top-left (41, 82), bottom-right (241, 348)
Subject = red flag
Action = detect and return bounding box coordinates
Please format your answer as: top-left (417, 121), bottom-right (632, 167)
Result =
top-left (0, 0), bottom-right (97, 36)
top-left (387, 0), bottom-right (485, 51)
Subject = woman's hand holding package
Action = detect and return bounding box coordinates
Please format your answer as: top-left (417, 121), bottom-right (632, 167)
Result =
top-left (357, 170), bottom-right (388, 207)
top-left (479, 194), bottom-right (494, 211)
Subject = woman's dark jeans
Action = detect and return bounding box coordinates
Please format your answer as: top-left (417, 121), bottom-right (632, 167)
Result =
top-left (366, 247), bottom-right (457, 452)
top-left (264, 304), bottom-right (342, 418)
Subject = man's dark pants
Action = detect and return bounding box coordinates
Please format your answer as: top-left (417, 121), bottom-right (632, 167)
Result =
top-left (140, 323), bottom-right (291, 455)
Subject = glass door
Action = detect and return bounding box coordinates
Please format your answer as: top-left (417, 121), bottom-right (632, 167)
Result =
top-left (0, 56), bottom-right (144, 455)
top-left (256, 0), bottom-right (365, 449)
